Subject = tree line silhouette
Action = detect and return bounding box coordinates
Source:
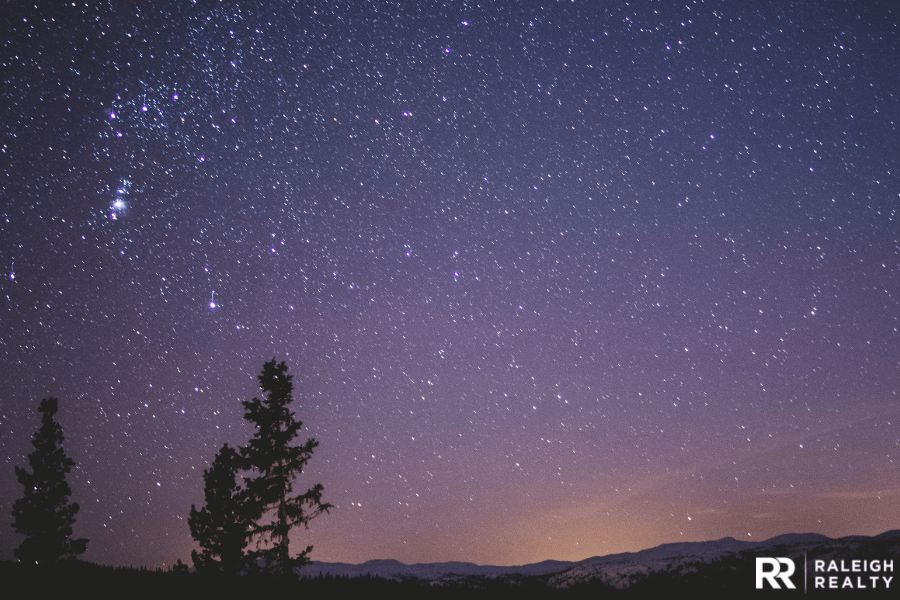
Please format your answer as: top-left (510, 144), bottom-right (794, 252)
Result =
top-left (11, 397), bottom-right (88, 564)
top-left (11, 359), bottom-right (330, 577)
top-left (15, 361), bottom-right (897, 598)
top-left (189, 358), bottom-right (331, 575)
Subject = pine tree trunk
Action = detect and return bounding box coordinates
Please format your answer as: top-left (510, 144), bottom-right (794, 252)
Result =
top-left (278, 457), bottom-right (289, 572)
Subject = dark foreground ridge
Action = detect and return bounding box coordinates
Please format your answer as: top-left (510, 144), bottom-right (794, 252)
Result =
top-left (301, 529), bottom-right (900, 590)
top-left (4, 530), bottom-right (898, 599)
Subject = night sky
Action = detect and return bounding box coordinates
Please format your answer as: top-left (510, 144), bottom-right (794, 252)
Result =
top-left (2, 0), bottom-right (898, 570)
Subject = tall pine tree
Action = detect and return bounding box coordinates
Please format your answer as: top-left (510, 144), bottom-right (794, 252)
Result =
top-left (188, 443), bottom-right (253, 574)
top-left (241, 359), bottom-right (331, 574)
top-left (12, 398), bottom-right (88, 564)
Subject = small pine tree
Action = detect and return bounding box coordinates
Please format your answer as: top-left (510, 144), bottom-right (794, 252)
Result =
top-left (189, 443), bottom-right (253, 574)
top-left (12, 398), bottom-right (88, 564)
top-left (241, 359), bottom-right (332, 575)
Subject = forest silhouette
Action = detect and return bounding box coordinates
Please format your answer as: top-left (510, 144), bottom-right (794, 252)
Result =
top-left (8, 363), bottom-right (898, 598)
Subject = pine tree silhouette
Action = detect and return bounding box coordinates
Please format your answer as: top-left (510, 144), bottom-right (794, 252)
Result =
top-left (188, 443), bottom-right (253, 574)
top-left (12, 398), bottom-right (88, 564)
top-left (241, 359), bottom-right (332, 575)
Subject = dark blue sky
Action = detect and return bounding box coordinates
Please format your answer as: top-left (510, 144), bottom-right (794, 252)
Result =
top-left (2, 0), bottom-right (898, 568)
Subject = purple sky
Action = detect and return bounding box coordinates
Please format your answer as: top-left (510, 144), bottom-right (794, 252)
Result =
top-left (1, 1), bottom-right (898, 568)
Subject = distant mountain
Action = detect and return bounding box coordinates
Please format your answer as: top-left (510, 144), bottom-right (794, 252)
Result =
top-left (759, 532), bottom-right (831, 546)
top-left (298, 530), bottom-right (900, 590)
top-left (546, 531), bottom-right (855, 589)
top-left (297, 556), bottom-right (571, 582)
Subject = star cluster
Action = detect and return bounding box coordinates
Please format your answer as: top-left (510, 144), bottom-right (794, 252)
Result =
top-left (1, 1), bottom-right (898, 568)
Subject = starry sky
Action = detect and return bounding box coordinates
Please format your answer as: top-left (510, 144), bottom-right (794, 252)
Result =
top-left (1, 0), bottom-right (898, 570)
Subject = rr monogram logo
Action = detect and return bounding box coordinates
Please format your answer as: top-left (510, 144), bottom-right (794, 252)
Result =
top-left (756, 557), bottom-right (797, 589)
